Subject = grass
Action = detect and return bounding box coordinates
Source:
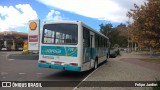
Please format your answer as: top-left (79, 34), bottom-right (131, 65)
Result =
top-left (140, 58), bottom-right (160, 64)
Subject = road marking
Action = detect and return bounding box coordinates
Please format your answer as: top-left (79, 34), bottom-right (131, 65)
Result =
top-left (1, 72), bottom-right (8, 79)
top-left (36, 73), bottom-right (43, 75)
top-left (36, 73), bottom-right (43, 78)
top-left (17, 78), bottom-right (25, 81)
top-left (2, 77), bottom-right (6, 79)
top-left (6, 53), bottom-right (9, 60)
top-left (1, 72), bottom-right (8, 75)
top-left (8, 59), bottom-right (15, 61)
top-left (19, 73), bottom-right (26, 75)
top-left (0, 55), bottom-right (6, 56)
top-left (73, 64), bottom-right (104, 90)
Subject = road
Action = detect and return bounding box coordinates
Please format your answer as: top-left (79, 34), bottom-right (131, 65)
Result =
top-left (0, 51), bottom-right (160, 90)
top-left (77, 52), bottom-right (160, 90)
top-left (0, 51), bottom-right (93, 90)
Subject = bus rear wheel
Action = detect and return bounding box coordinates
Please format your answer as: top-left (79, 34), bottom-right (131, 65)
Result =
top-left (105, 54), bottom-right (109, 63)
top-left (94, 60), bottom-right (98, 69)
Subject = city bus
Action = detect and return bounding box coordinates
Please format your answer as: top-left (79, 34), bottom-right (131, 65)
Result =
top-left (38, 21), bottom-right (110, 72)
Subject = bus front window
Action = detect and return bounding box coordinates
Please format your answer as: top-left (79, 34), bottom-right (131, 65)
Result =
top-left (43, 24), bottom-right (78, 45)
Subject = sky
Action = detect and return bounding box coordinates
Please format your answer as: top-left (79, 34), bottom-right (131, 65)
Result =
top-left (0, 0), bottom-right (147, 33)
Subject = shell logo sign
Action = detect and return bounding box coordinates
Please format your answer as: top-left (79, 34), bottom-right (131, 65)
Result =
top-left (28, 20), bottom-right (40, 51)
top-left (29, 21), bottom-right (37, 30)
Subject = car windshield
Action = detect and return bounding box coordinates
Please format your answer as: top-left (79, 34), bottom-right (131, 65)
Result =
top-left (42, 24), bottom-right (78, 45)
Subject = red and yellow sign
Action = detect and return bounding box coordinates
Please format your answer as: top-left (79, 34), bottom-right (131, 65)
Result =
top-left (23, 40), bottom-right (28, 51)
top-left (29, 35), bottom-right (38, 42)
top-left (29, 21), bottom-right (37, 30)
top-left (28, 20), bottom-right (39, 51)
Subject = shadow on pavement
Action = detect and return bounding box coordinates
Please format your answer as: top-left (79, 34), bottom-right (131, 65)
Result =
top-left (8, 54), bottom-right (39, 60)
top-left (43, 69), bottom-right (94, 81)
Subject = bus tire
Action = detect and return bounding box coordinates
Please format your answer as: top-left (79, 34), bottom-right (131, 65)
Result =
top-left (105, 54), bottom-right (109, 63)
top-left (94, 59), bottom-right (98, 69)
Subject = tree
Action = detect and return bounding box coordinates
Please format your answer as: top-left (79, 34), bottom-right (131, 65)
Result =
top-left (99, 23), bottom-right (128, 47)
top-left (99, 23), bottom-right (112, 36)
top-left (127, 0), bottom-right (160, 51)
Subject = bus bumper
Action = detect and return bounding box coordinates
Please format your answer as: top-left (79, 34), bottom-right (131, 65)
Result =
top-left (38, 63), bottom-right (81, 72)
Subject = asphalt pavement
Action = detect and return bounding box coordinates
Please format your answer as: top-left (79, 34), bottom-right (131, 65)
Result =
top-left (0, 51), bottom-right (160, 90)
top-left (8, 54), bottom-right (39, 60)
top-left (0, 51), bottom-right (93, 90)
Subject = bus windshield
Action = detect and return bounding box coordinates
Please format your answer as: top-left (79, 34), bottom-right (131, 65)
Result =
top-left (42, 24), bottom-right (78, 45)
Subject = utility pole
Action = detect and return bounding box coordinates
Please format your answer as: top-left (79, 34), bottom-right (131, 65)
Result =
top-left (132, 41), bottom-right (133, 51)
top-left (126, 11), bottom-right (133, 53)
top-left (127, 17), bottom-right (131, 53)
top-left (128, 28), bottom-right (129, 53)
top-left (135, 43), bottom-right (137, 51)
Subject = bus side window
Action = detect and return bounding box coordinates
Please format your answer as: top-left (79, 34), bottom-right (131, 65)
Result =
top-left (95, 34), bottom-right (98, 47)
top-left (83, 27), bottom-right (90, 47)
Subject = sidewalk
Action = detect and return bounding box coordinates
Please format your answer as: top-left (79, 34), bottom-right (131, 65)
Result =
top-left (119, 53), bottom-right (160, 71)
top-left (76, 52), bottom-right (160, 90)
top-left (123, 51), bottom-right (160, 58)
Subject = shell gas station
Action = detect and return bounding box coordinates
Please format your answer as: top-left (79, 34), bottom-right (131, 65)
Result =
top-left (0, 20), bottom-right (39, 51)
top-left (0, 31), bottom-right (28, 51)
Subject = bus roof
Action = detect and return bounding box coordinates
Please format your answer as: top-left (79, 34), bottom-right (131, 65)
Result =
top-left (43, 20), bottom-right (109, 39)
top-left (43, 20), bottom-right (80, 24)
top-left (81, 22), bottom-right (109, 39)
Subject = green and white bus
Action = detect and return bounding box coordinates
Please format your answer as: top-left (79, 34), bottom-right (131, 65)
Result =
top-left (38, 21), bottom-right (110, 72)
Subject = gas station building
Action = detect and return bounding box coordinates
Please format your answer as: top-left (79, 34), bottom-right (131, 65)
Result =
top-left (0, 31), bottom-right (28, 50)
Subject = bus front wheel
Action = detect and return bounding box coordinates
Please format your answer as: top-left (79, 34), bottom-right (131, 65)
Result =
top-left (94, 59), bottom-right (98, 69)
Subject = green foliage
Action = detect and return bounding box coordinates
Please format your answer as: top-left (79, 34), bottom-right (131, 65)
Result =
top-left (99, 23), bottom-right (128, 47)
top-left (127, 0), bottom-right (160, 49)
top-left (22, 50), bottom-right (31, 55)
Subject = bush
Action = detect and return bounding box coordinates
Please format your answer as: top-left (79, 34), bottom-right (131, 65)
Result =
top-left (22, 50), bottom-right (31, 55)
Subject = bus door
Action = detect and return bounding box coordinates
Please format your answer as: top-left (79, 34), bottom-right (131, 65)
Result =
top-left (83, 27), bottom-right (94, 68)
top-left (83, 27), bottom-right (90, 63)
top-left (90, 32), bottom-right (95, 68)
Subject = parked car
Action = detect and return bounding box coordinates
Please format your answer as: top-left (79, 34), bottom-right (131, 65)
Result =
top-left (109, 48), bottom-right (120, 58)
top-left (114, 48), bottom-right (120, 55)
top-left (109, 50), bottom-right (117, 58)
top-left (1, 47), bottom-right (11, 51)
top-left (1, 47), bottom-right (7, 51)
top-left (17, 47), bottom-right (23, 51)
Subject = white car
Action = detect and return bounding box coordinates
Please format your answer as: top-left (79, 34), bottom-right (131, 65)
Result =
top-left (18, 48), bottom-right (23, 51)
top-left (1, 47), bottom-right (7, 51)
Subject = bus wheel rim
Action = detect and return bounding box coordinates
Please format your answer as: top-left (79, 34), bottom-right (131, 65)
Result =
top-left (95, 61), bottom-right (97, 69)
